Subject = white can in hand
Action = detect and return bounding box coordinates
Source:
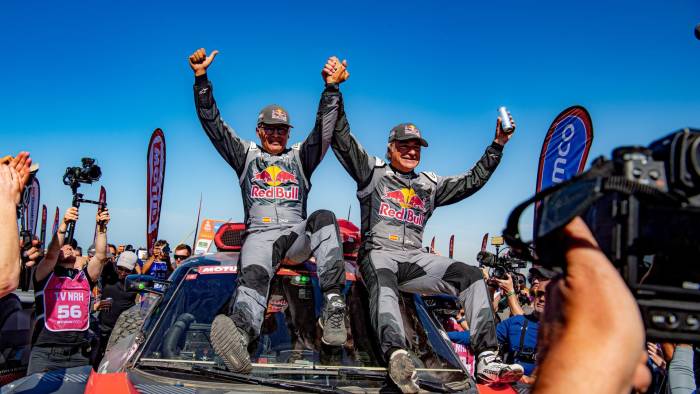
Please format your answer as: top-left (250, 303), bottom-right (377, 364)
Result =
top-left (498, 106), bottom-right (514, 134)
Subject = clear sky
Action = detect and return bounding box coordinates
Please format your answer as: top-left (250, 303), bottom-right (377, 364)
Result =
top-left (2, 1), bottom-right (699, 262)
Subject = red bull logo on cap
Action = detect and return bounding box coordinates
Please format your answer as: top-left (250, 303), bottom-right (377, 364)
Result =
top-left (251, 165), bottom-right (299, 200)
top-left (379, 187), bottom-right (426, 227)
top-left (404, 124), bottom-right (420, 136)
top-left (271, 108), bottom-right (288, 122)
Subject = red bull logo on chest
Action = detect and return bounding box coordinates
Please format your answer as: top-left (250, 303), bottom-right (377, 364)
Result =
top-left (251, 165), bottom-right (299, 200)
top-left (379, 187), bottom-right (426, 226)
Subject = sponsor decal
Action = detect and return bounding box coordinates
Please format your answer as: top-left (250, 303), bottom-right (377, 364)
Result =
top-left (404, 123), bottom-right (420, 136)
top-left (198, 265), bottom-right (238, 275)
top-left (379, 187), bottom-right (427, 227)
top-left (147, 129), bottom-right (166, 253)
top-left (251, 165), bottom-right (299, 201)
top-left (185, 274), bottom-right (198, 281)
top-left (389, 235), bottom-right (399, 241)
top-left (262, 217), bottom-right (271, 223)
top-left (271, 108), bottom-right (288, 121)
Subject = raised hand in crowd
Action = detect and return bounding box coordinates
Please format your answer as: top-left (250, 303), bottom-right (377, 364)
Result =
top-left (21, 238), bottom-right (43, 268)
top-left (322, 56), bottom-right (349, 84)
top-left (534, 217), bottom-right (650, 394)
top-left (189, 48), bottom-right (219, 77)
top-left (0, 164), bottom-right (23, 297)
top-left (35, 207), bottom-right (80, 282)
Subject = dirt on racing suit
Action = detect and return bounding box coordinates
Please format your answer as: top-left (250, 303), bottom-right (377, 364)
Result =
top-left (194, 75), bottom-right (345, 338)
top-left (331, 91), bottom-right (503, 358)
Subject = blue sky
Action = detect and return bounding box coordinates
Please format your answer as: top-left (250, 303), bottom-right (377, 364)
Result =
top-left (2, 1), bottom-right (699, 262)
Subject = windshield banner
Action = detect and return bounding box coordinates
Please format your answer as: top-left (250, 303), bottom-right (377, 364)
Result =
top-left (147, 129), bottom-right (166, 254)
top-left (24, 177), bottom-right (40, 237)
top-left (194, 219), bottom-right (225, 255)
top-left (40, 204), bottom-right (47, 246)
top-left (52, 206), bottom-right (60, 236)
top-left (534, 106), bottom-right (593, 236)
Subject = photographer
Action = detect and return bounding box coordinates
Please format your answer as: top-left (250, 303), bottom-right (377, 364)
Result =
top-left (489, 273), bottom-right (526, 318)
top-left (137, 239), bottom-right (170, 280)
top-left (27, 206), bottom-right (111, 374)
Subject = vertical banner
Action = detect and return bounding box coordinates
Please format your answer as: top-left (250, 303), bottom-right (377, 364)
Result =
top-left (94, 186), bottom-right (107, 242)
top-left (40, 205), bottom-right (47, 246)
top-left (25, 178), bottom-right (40, 237)
top-left (480, 233), bottom-right (489, 253)
top-left (194, 219), bottom-right (225, 255)
top-left (534, 106), bottom-right (593, 236)
top-left (448, 234), bottom-right (454, 259)
top-left (147, 128), bottom-right (166, 254)
top-left (52, 206), bottom-right (60, 236)
top-left (430, 236), bottom-right (436, 253)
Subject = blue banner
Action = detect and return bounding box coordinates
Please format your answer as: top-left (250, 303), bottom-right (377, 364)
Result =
top-left (534, 106), bottom-right (593, 235)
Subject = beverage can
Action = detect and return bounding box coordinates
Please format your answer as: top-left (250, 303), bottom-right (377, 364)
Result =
top-left (498, 106), bottom-right (514, 134)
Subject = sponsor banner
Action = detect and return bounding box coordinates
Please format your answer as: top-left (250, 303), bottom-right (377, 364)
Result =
top-left (449, 234), bottom-right (454, 259)
top-left (198, 265), bottom-right (238, 275)
top-left (194, 219), bottom-right (225, 255)
top-left (147, 129), bottom-right (166, 253)
top-left (534, 106), bottom-right (593, 236)
top-left (40, 205), bottom-right (47, 246)
top-left (430, 236), bottom-right (435, 253)
top-left (52, 207), bottom-right (60, 236)
top-left (480, 233), bottom-right (489, 253)
top-left (94, 186), bottom-right (106, 242)
top-left (25, 178), bottom-right (40, 237)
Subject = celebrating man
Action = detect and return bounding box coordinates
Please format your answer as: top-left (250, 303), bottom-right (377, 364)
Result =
top-left (329, 61), bottom-right (522, 392)
top-left (190, 48), bottom-right (348, 373)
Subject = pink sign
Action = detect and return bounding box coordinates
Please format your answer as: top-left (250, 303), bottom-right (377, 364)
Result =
top-left (43, 271), bottom-right (90, 332)
top-left (147, 128), bottom-right (166, 253)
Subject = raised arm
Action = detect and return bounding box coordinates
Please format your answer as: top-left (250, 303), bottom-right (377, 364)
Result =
top-left (434, 114), bottom-right (515, 207)
top-left (330, 91), bottom-right (376, 187)
top-left (190, 48), bottom-right (250, 175)
top-left (35, 207), bottom-right (78, 282)
top-left (0, 166), bottom-right (21, 297)
top-left (297, 57), bottom-right (348, 176)
top-left (87, 208), bottom-right (110, 282)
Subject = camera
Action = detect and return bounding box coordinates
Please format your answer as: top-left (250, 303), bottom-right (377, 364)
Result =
top-left (504, 128), bottom-right (700, 344)
top-left (476, 250), bottom-right (528, 280)
top-left (63, 157), bottom-right (102, 189)
top-left (62, 157), bottom-right (104, 243)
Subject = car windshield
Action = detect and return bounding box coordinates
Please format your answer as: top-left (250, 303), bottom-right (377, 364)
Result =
top-left (136, 256), bottom-right (469, 390)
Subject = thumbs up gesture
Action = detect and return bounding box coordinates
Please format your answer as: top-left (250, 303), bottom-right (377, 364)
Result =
top-left (189, 48), bottom-right (219, 77)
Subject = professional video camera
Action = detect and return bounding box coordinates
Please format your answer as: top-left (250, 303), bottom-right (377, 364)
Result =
top-left (62, 157), bottom-right (104, 243)
top-left (476, 250), bottom-right (527, 281)
top-left (503, 128), bottom-right (700, 344)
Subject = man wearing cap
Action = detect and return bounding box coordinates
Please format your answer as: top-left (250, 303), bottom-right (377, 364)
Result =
top-left (189, 48), bottom-right (349, 373)
top-left (95, 250), bottom-right (138, 364)
top-left (329, 61), bottom-right (521, 391)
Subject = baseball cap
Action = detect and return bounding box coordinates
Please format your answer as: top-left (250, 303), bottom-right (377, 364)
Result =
top-left (117, 251), bottom-right (137, 271)
top-left (529, 266), bottom-right (558, 280)
top-left (388, 123), bottom-right (428, 147)
top-left (257, 104), bottom-right (293, 128)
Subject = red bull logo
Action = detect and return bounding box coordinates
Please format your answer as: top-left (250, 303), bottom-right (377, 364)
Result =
top-left (404, 124), bottom-right (420, 136)
top-left (379, 188), bottom-right (426, 227)
top-left (271, 108), bottom-right (288, 122)
top-left (251, 165), bottom-right (299, 200)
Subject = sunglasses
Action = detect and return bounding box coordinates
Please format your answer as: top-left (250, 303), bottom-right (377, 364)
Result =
top-left (174, 255), bottom-right (188, 261)
top-left (533, 290), bottom-right (547, 298)
top-left (261, 126), bottom-right (289, 136)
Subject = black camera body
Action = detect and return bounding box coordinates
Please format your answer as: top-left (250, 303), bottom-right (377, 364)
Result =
top-left (507, 128), bottom-right (700, 344)
top-left (63, 157), bottom-right (102, 189)
top-left (476, 251), bottom-right (528, 280)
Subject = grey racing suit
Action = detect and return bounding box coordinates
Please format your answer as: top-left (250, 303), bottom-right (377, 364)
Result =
top-left (331, 90), bottom-right (504, 357)
top-left (194, 75), bottom-right (345, 338)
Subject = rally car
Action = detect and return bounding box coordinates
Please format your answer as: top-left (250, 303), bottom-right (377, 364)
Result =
top-left (2, 222), bottom-right (518, 393)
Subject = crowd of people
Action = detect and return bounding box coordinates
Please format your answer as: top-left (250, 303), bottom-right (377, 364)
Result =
top-left (0, 47), bottom-right (697, 394)
top-left (0, 155), bottom-right (193, 375)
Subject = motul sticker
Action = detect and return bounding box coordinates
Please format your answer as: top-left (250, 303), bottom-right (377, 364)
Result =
top-left (198, 266), bottom-right (237, 275)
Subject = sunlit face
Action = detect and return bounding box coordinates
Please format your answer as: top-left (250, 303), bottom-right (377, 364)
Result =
top-left (256, 124), bottom-right (290, 154)
top-left (533, 280), bottom-right (550, 315)
top-left (389, 140), bottom-right (422, 172)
